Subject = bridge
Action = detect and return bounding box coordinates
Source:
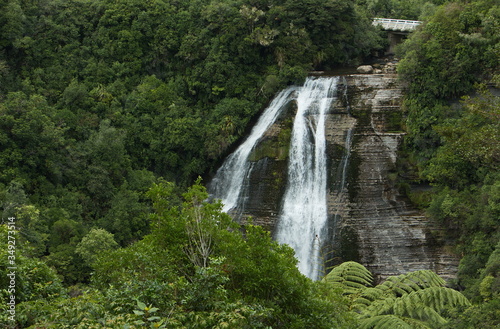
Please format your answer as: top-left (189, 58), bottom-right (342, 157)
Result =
top-left (372, 18), bottom-right (422, 33)
top-left (372, 18), bottom-right (422, 54)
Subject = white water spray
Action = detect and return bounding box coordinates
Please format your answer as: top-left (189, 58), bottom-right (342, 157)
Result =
top-left (275, 77), bottom-right (339, 280)
top-left (210, 87), bottom-right (297, 213)
top-left (210, 76), bottom-right (340, 280)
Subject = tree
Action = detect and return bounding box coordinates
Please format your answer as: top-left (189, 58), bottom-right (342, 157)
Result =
top-left (0, 224), bottom-right (65, 308)
top-left (75, 228), bottom-right (119, 267)
top-left (324, 262), bottom-right (471, 328)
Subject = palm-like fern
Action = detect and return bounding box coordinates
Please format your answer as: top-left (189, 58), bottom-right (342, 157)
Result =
top-left (324, 262), bottom-right (471, 329)
top-left (323, 261), bottom-right (373, 295)
top-left (359, 314), bottom-right (429, 329)
top-left (354, 270), bottom-right (447, 312)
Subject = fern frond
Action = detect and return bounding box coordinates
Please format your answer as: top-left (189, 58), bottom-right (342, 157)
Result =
top-left (394, 300), bottom-right (446, 325)
top-left (323, 261), bottom-right (373, 295)
top-left (358, 296), bottom-right (398, 318)
top-left (352, 287), bottom-right (386, 310)
top-left (393, 286), bottom-right (470, 325)
top-left (400, 317), bottom-right (433, 329)
top-left (359, 315), bottom-right (415, 329)
top-left (377, 270), bottom-right (445, 298)
top-left (400, 286), bottom-right (471, 312)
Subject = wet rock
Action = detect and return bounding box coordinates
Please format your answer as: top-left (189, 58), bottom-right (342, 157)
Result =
top-left (212, 73), bottom-right (459, 282)
top-left (357, 65), bottom-right (374, 74)
top-left (326, 74), bottom-right (458, 281)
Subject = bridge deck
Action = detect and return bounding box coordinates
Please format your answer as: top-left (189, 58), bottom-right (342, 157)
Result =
top-left (373, 18), bottom-right (422, 32)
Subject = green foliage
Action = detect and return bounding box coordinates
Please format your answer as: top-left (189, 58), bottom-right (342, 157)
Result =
top-left (0, 0), bottom-right (385, 287)
top-left (440, 297), bottom-right (500, 329)
top-left (360, 0), bottom-right (444, 20)
top-left (75, 228), bottom-right (119, 267)
top-left (394, 3), bottom-right (499, 321)
top-left (323, 261), bottom-right (374, 294)
top-left (324, 262), bottom-right (471, 328)
top-left (359, 315), bottom-right (423, 329)
top-left (16, 180), bottom-right (357, 328)
top-left (131, 300), bottom-right (165, 328)
top-left (0, 224), bottom-right (66, 326)
top-left (397, 1), bottom-right (500, 164)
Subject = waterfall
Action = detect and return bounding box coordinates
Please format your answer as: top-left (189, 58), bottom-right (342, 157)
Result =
top-left (210, 73), bottom-right (458, 282)
top-left (275, 77), bottom-right (339, 280)
top-left (210, 76), bottom-right (340, 280)
top-left (210, 87), bottom-right (297, 214)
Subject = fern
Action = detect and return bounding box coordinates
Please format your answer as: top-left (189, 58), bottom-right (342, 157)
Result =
top-left (376, 270), bottom-right (445, 297)
top-left (353, 287), bottom-right (385, 308)
top-left (323, 261), bottom-right (373, 295)
top-left (359, 315), bottom-right (432, 329)
top-left (395, 301), bottom-right (446, 326)
top-left (393, 286), bottom-right (471, 320)
top-left (359, 315), bottom-right (415, 329)
top-left (324, 263), bottom-right (471, 328)
top-left (358, 296), bottom-right (398, 318)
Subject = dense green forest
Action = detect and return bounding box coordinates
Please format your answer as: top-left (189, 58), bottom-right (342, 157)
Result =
top-left (0, 0), bottom-right (498, 327)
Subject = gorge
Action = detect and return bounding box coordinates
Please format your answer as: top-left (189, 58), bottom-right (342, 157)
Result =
top-left (210, 66), bottom-right (459, 281)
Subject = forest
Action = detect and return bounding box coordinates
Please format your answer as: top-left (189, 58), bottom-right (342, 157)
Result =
top-left (0, 0), bottom-right (498, 327)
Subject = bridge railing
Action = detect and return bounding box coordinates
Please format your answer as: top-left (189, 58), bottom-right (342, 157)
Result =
top-left (373, 18), bottom-right (422, 32)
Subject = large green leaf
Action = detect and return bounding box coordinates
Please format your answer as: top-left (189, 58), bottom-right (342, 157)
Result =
top-left (359, 315), bottom-right (415, 329)
top-left (323, 261), bottom-right (373, 294)
top-left (376, 270), bottom-right (445, 297)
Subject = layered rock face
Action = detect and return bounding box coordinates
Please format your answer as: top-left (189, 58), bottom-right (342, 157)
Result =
top-left (211, 71), bottom-right (458, 281)
top-left (326, 74), bottom-right (458, 281)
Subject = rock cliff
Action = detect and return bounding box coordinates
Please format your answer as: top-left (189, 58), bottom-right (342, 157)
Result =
top-left (326, 73), bottom-right (458, 281)
top-left (211, 69), bottom-right (458, 281)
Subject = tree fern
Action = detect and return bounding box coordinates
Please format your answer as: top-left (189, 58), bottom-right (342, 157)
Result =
top-left (393, 286), bottom-right (471, 324)
top-left (324, 262), bottom-right (471, 328)
top-left (359, 315), bottom-right (432, 329)
top-left (323, 261), bottom-right (373, 295)
top-left (323, 262), bottom-right (470, 329)
top-left (352, 270), bottom-right (446, 313)
top-left (357, 296), bottom-right (398, 318)
top-left (394, 299), bottom-right (447, 326)
top-left (359, 314), bottom-right (421, 329)
top-left (376, 270), bottom-right (445, 297)
top-left (353, 287), bottom-right (385, 308)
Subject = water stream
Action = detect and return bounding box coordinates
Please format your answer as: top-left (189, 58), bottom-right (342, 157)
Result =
top-left (274, 77), bottom-right (339, 280)
top-left (210, 76), bottom-right (340, 280)
top-left (209, 87), bottom-right (297, 214)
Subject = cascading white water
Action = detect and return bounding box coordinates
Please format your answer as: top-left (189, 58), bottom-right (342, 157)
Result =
top-left (210, 87), bottom-right (297, 213)
top-left (210, 76), bottom-right (340, 280)
top-left (275, 77), bottom-right (339, 280)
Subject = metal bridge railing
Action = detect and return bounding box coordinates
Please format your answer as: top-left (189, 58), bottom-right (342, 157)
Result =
top-left (373, 18), bottom-right (422, 32)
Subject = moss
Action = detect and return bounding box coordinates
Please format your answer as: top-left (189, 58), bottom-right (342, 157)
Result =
top-left (385, 110), bottom-right (404, 132)
top-left (248, 139), bottom-right (289, 161)
top-left (351, 108), bottom-right (371, 127)
top-left (248, 113), bottom-right (294, 162)
top-left (407, 188), bottom-right (434, 208)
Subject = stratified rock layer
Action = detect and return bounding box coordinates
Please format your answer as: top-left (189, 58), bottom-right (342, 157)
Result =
top-left (328, 74), bottom-right (458, 281)
top-left (217, 71), bottom-right (458, 281)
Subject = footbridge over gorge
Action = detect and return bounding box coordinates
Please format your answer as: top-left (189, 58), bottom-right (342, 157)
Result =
top-left (373, 18), bottom-right (422, 54)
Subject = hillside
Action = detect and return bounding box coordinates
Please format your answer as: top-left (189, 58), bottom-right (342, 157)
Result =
top-left (0, 0), bottom-right (499, 327)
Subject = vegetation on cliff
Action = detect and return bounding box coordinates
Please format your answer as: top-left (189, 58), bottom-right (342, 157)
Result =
top-left (396, 0), bottom-right (499, 326)
top-left (0, 0), bottom-right (498, 327)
